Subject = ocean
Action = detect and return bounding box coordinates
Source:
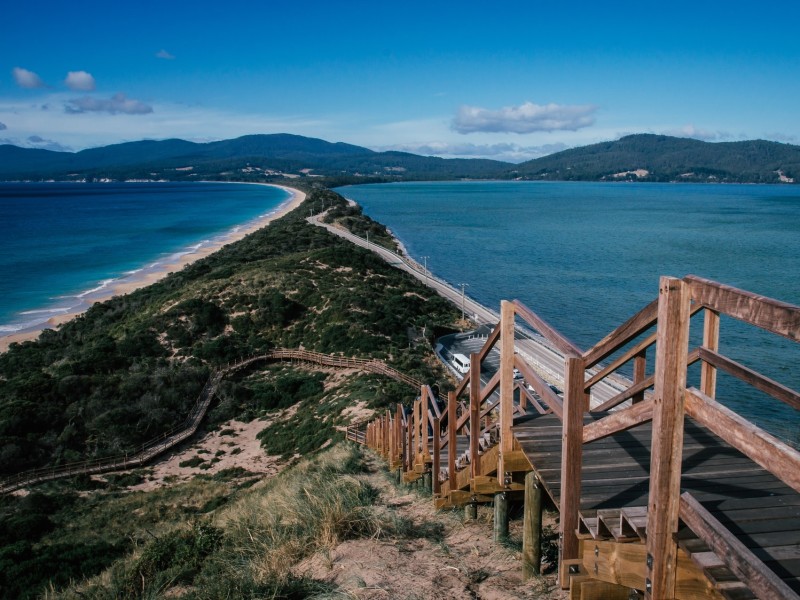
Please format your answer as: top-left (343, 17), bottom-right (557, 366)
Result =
top-left (336, 181), bottom-right (800, 444)
top-left (0, 182), bottom-right (290, 334)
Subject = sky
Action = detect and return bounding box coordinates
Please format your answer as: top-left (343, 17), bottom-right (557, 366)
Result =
top-left (1, 0), bottom-right (799, 163)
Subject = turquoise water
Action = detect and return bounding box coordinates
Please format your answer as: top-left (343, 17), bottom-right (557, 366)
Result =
top-left (0, 182), bottom-right (290, 334)
top-left (336, 181), bottom-right (800, 443)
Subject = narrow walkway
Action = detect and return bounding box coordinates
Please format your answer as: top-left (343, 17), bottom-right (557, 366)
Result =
top-left (0, 349), bottom-right (426, 494)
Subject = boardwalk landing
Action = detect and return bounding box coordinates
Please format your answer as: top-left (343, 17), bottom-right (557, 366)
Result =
top-left (351, 275), bottom-right (800, 600)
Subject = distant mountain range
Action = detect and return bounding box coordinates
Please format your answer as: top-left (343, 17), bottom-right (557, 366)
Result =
top-left (1, 133), bottom-right (798, 184)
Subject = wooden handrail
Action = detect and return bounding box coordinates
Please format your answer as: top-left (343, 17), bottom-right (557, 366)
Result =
top-left (698, 347), bottom-right (800, 411)
top-left (513, 299), bottom-right (583, 358)
top-left (685, 387), bottom-right (800, 494)
top-left (680, 492), bottom-right (800, 600)
top-left (583, 298), bottom-right (658, 368)
top-left (686, 274), bottom-right (800, 341)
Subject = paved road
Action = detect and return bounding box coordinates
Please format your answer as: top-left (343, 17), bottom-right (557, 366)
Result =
top-left (309, 213), bottom-right (628, 407)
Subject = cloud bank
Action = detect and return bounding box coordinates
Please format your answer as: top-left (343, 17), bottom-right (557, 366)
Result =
top-left (0, 121), bottom-right (6, 131)
top-left (156, 49), bottom-right (175, 60)
top-left (379, 141), bottom-right (569, 163)
top-left (65, 93), bottom-right (153, 115)
top-left (12, 67), bottom-right (45, 89)
top-left (452, 101), bottom-right (597, 134)
top-left (65, 71), bottom-right (96, 91)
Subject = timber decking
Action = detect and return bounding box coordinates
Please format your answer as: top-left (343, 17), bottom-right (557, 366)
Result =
top-left (513, 412), bottom-right (800, 595)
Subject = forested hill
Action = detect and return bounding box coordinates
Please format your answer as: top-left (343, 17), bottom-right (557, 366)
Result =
top-left (0, 133), bottom-right (507, 182)
top-left (508, 134), bottom-right (800, 183)
top-left (2, 132), bottom-right (799, 183)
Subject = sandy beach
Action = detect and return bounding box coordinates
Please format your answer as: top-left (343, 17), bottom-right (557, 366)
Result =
top-left (0, 184), bottom-right (306, 353)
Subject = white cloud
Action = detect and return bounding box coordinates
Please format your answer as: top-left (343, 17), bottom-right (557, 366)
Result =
top-left (0, 121), bottom-right (6, 131)
top-left (378, 141), bottom-right (569, 163)
top-left (12, 67), bottom-right (45, 89)
top-left (65, 93), bottom-right (153, 115)
top-left (663, 124), bottom-right (731, 141)
top-left (156, 49), bottom-right (175, 60)
top-left (452, 101), bottom-right (597, 134)
top-left (65, 71), bottom-right (96, 91)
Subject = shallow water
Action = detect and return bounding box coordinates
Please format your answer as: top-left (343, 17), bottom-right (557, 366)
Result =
top-left (0, 182), bottom-right (289, 333)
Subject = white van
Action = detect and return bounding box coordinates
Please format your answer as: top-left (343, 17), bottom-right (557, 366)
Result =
top-left (452, 353), bottom-right (471, 374)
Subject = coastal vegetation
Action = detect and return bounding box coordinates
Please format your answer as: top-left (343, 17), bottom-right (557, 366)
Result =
top-left (2, 132), bottom-right (798, 183)
top-left (0, 186), bottom-right (465, 597)
top-left (0, 186), bottom-right (458, 476)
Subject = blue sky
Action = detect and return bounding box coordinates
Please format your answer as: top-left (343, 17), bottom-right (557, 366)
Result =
top-left (2, 0), bottom-right (799, 162)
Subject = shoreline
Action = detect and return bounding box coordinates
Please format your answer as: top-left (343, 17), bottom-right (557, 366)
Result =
top-left (0, 183), bottom-right (306, 353)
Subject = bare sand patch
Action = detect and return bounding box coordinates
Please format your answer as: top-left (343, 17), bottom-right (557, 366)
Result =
top-left (128, 418), bottom-right (283, 492)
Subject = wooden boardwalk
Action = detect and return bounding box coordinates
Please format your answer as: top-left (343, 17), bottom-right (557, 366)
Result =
top-left (353, 275), bottom-right (800, 600)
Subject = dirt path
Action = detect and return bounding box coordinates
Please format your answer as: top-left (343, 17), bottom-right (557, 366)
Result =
top-left (297, 452), bottom-right (567, 600)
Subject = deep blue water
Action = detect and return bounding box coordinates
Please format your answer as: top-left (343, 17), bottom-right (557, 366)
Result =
top-left (0, 182), bottom-right (290, 333)
top-left (336, 181), bottom-right (800, 443)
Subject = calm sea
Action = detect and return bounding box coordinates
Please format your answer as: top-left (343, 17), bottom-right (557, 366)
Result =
top-left (336, 181), bottom-right (800, 443)
top-left (0, 182), bottom-right (290, 334)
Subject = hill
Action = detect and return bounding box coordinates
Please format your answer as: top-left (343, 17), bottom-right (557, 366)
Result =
top-left (3, 132), bottom-right (799, 184)
top-left (509, 134), bottom-right (800, 183)
top-left (0, 133), bottom-right (507, 182)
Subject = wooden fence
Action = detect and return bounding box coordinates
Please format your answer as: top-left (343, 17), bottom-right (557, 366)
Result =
top-left (357, 275), bottom-right (800, 600)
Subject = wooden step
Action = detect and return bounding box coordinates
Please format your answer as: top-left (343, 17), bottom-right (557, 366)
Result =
top-left (620, 506), bottom-right (648, 542)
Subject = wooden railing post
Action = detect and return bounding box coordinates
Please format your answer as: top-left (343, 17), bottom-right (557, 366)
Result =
top-left (432, 417), bottom-right (441, 495)
top-left (469, 353), bottom-right (481, 479)
top-left (448, 391), bottom-right (457, 491)
top-left (559, 354), bottom-right (587, 587)
top-left (632, 350), bottom-right (647, 404)
top-left (422, 386), bottom-right (431, 463)
top-left (395, 403), bottom-right (403, 468)
top-left (499, 300), bottom-right (515, 477)
top-left (406, 407), bottom-right (413, 472)
top-left (413, 398), bottom-right (420, 469)
top-left (646, 276), bottom-right (691, 600)
top-left (700, 308), bottom-right (720, 398)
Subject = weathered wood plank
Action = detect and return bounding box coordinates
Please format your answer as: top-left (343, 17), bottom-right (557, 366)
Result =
top-left (686, 274), bottom-right (800, 341)
top-left (513, 298), bottom-right (583, 358)
top-left (685, 387), bottom-right (800, 495)
top-left (680, 492), bottom-right (800, 600)
top-left (647, 276), bottom-right (692, 600)
top-left (470, 354), bottom-right (481, 479)
top-left (559, 355), bottom-right (586, 586)
top-left (582, 399), bottom-right (654, 443)
top-left (514, 355), bottom-right (564, 419)
top-left (583, 298), bottom-right (659, 368)
top-left (584, 331), bottom-right (656, 392)
top-left (699, 347), bottom-right (800, 411)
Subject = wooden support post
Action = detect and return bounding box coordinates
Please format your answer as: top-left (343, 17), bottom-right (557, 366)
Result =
top-left (559, 355), bottom-right (586, 588)
top-left (413, 398), bottom-right (420, 467)
top-left (632, 350), bottom-right (647, 404)
top-left (470, 354), bottom-right (481, 478)
top-left (700, 308), bottom-right (720, 398)
top-left (423, 470), bottom-right (432, 494)
top-left (499, 301), bottom-right (516, 477)
top-left (396, 403), bottom-right (403, 467)
top-left (448, 391), bottom-right (457, 491)
top-left (385, 410), bottom-right (391, 460)
top-left (466, 502), bottom-right (477, 521)
top-left (422, 387), bottom-right (431, 462)
top-left (646, 276), bottom-right (691, 600)
top-left (432, 416), bottom-right (441, 495)
top-left (406, 405), bottom-right (413, 472)
top-left (493, 492), bottom-right (509, 542)
top-left (522, 471), bottom-right (543, 579)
